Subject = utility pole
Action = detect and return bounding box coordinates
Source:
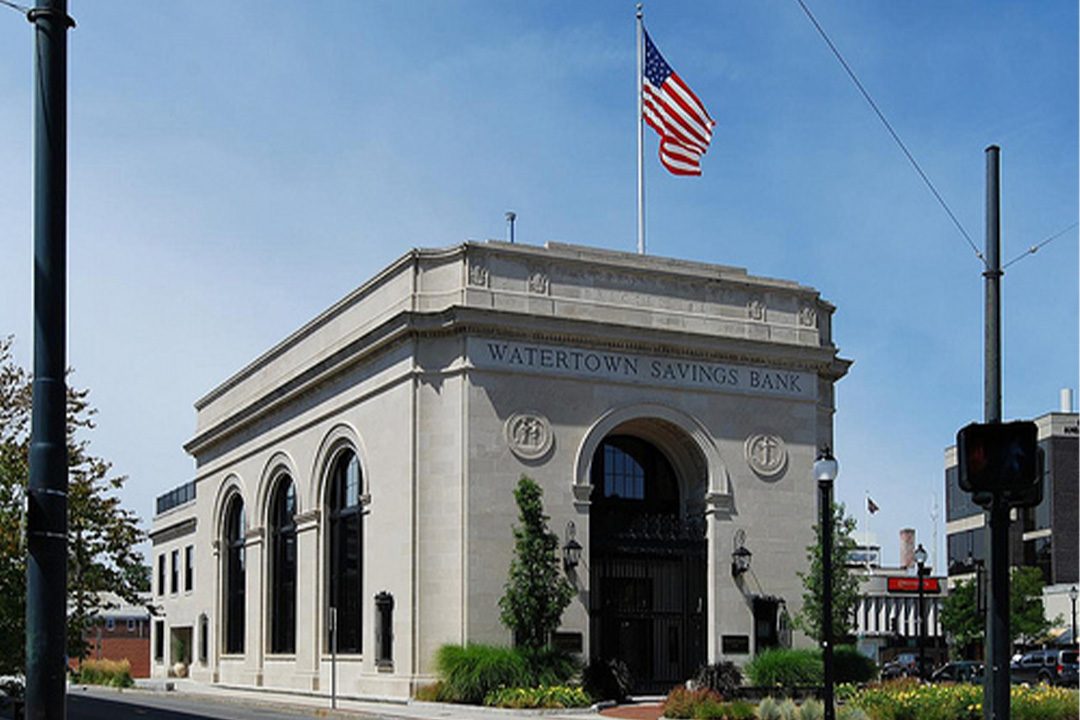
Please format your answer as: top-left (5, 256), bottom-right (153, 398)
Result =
top-left (982, 145), bottom-right (1010, 720)
top-left (25, 1), bottom-right (74, 718)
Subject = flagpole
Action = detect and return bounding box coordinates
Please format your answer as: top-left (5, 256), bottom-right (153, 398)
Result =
top-left (864, 491), bottom-right (871, 575)
top-left (636, 3), bottom-right (645, 255)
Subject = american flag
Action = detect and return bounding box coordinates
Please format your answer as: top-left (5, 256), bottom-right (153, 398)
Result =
top-left (642, 29), bottom-right (715, 176)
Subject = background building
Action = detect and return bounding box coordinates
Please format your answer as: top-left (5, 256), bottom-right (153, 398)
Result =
top-left (852, 532), bottom-right (945, 666)
top-left (68, 592), bottom-right (153, 679)
top-left (150, 241), bottom-right (850, 698)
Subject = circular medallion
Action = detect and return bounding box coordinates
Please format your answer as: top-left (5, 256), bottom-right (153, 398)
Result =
top-left (505, 412), bottom-right (554, 460)
top-left (745, 433), bottom-right (787, 478)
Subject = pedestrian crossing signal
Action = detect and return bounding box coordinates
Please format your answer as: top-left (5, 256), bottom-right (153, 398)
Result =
top-left (956, 421), bottom-right (1042, 508)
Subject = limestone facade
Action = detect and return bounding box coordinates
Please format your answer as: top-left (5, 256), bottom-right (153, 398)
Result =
top-left (149, 241), bottom-right (851, 698)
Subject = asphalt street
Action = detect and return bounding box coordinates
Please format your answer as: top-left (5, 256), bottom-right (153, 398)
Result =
top-left (64, 689), bottom-right (381, 720)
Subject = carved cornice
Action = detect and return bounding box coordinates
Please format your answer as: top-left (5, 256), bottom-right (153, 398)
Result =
top-left (186, 302), bottom-right (849, 458)
top-left (149, 517), bottom-right (197, 546)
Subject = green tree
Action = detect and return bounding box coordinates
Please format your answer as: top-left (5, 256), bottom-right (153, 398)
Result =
top-left (940, 578), bottom-right (982, 658)
top-left (499, 475), bottom-right (574, 650)
top-left (0, 336), bottom-right (147, 673)
top-left (940, 565), bottom-right (1058, 657)
top-left (792, 501), bottom-right (864, 643)
top-left (1010, 566), bottom-right (1057, 643)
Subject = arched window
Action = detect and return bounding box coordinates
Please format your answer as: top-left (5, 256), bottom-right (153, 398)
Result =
top-left (223, 495), bottom-right (246, 654)
top-left (327, 449), bottom-right (363, 653)
top-left (591, 435), bottom-right (678, 509)
top-left (269, 475), bottom-right (297, 654)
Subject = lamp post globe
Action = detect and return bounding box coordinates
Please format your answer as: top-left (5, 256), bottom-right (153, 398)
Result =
top-left (814, 446), bottom-right (838, 720)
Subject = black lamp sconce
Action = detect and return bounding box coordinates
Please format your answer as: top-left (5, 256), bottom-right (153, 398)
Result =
top-left (563, 521), bottom-right (582, 571)
top-left (732, 529), bottom-right (752, 577)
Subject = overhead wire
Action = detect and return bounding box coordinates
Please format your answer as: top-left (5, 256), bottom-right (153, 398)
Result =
top-left (792, 0), bottom-right (987, 265)
top-left (1002, 222), bottom-right (1078, 270)
top-left (0, 0), bottom-right (31, 14)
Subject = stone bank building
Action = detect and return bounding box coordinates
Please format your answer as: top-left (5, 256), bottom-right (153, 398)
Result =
top-left (150, 242), bottom-right (850, 697)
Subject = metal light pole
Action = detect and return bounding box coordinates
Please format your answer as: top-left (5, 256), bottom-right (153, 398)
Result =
top-left (814, 447), bottom-right (839, 720)
top-left (914, 544), bottom-right (928, 679)
top-left (1069, 586), bottom-right (1078, 645)
top-left (26, 2), bottom-right (74, 718)
top-left (983, 144), bottom-right (1010, 720)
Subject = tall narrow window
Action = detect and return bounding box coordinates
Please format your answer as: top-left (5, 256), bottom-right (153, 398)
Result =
top-left (327, 450), bottom-right (363, 653)
top-left (154, 620), bottom-right (165, 662)
top-left (223, 495), bottom-right (246, 654)
top-left (157, 555), bottom-right (165, 596)
top-left (198, 613), bottom-right (209, 664)
top-left (184, 545), bottom-right (194, 592)
top-left (269, 476), bottom-right (297, 654)
top-left (170, 549), bottom-right (179, 594)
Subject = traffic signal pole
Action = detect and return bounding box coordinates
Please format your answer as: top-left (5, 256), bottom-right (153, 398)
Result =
top-left (26, 1), bottom-right (73, 718)
top-left (982, 145), bottom-right (1010, 720)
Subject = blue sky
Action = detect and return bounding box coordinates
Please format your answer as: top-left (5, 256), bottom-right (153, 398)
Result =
top-left (1, 1), bottom-right (1076, 570)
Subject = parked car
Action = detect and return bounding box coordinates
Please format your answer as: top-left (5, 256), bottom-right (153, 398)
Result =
top-left (880, 661), bottom-right (906, 680)
top-left (1010, 648), bottom-right (1078, 686)
top-left (931, 661), bottom-right (984, 683)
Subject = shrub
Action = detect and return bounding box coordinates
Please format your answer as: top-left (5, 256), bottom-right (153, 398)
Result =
top-left (834, 646), bottom-right (877, 684)
top-left (483, 685), bottom-right (591, 709)
top-left (518, 645), bottom-right (578, 687)
top-left (798, 698), bottom-right (824, 720)
top-left (745, 648), bottom-right (822, 687)
top-left (690, 695), bottom-right (727, 719)
top-left (582, 658), bottom-right (633, 703)
top-left (434, 644), bottom-right (528, 704)
top-left (74, 659), bottom-right (133, 688)
top-left (693, 661), bottom-right (743, 698)
top-left (723, 699), bottom-right (757, 719)
top-left (663, 687), bottom-right (722, 719)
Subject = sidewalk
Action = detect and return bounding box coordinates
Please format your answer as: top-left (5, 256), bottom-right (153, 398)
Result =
top-left (107, 679), bottom-right (633, 720)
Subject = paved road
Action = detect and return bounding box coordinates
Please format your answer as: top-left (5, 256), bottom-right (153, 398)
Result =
top-left (66, 689), bottom-right (378, 720)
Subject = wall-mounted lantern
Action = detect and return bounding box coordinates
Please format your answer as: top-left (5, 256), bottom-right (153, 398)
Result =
top-left (563, 521), bottom-right (582, 571)
top-left (732, 529), bottom-right (752, 577)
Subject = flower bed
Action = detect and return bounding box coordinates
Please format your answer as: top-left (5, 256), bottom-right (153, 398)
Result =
top-left (483, 685), bottom-right (591, 709)
top-left (848, 679), bottom-right (1079, 720)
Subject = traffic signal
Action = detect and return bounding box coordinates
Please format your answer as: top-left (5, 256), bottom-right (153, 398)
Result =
top-left (956, 421), bottom-right (1041, 508)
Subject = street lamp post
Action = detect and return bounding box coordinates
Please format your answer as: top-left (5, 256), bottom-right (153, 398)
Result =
top-left (1069, 586), bottom-right (1078, 645)
top-left (814, 447), bottom-right (839, 720)
top-left (914, 544), bottom-right (929, 679)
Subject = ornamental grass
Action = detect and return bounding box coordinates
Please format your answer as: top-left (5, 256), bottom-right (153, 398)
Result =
top-left (73, 658), bottom-right (133, 688)
top-left (483, 684), bottom-right (591, 709)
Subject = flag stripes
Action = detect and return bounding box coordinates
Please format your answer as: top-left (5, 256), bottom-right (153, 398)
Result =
top-left (642, 29), bottom-right (715, 176)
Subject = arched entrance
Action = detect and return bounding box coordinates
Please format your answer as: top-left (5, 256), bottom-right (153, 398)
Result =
top-left (589, 429), bottom-right (707, 694)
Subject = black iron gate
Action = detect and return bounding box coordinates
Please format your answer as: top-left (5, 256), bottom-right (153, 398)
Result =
top-left (590, 514), bottom-right (706, 695)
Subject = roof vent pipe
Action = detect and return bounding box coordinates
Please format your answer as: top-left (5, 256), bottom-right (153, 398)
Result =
top-left (1060, 388), bottom-right (1073, 413)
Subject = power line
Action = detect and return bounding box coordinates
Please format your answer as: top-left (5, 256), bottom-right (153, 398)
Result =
top-left (1002, 222), bottom-right (1078, 270)
top-left (0, 0), bottom-right (31, 14)
top-left (793, 0), bottom-right (986, 266)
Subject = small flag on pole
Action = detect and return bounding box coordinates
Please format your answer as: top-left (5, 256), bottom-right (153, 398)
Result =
top-left (867, 496), bottom-right (880, 514)
top-left (642, 29), bottom-right (715, 176)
